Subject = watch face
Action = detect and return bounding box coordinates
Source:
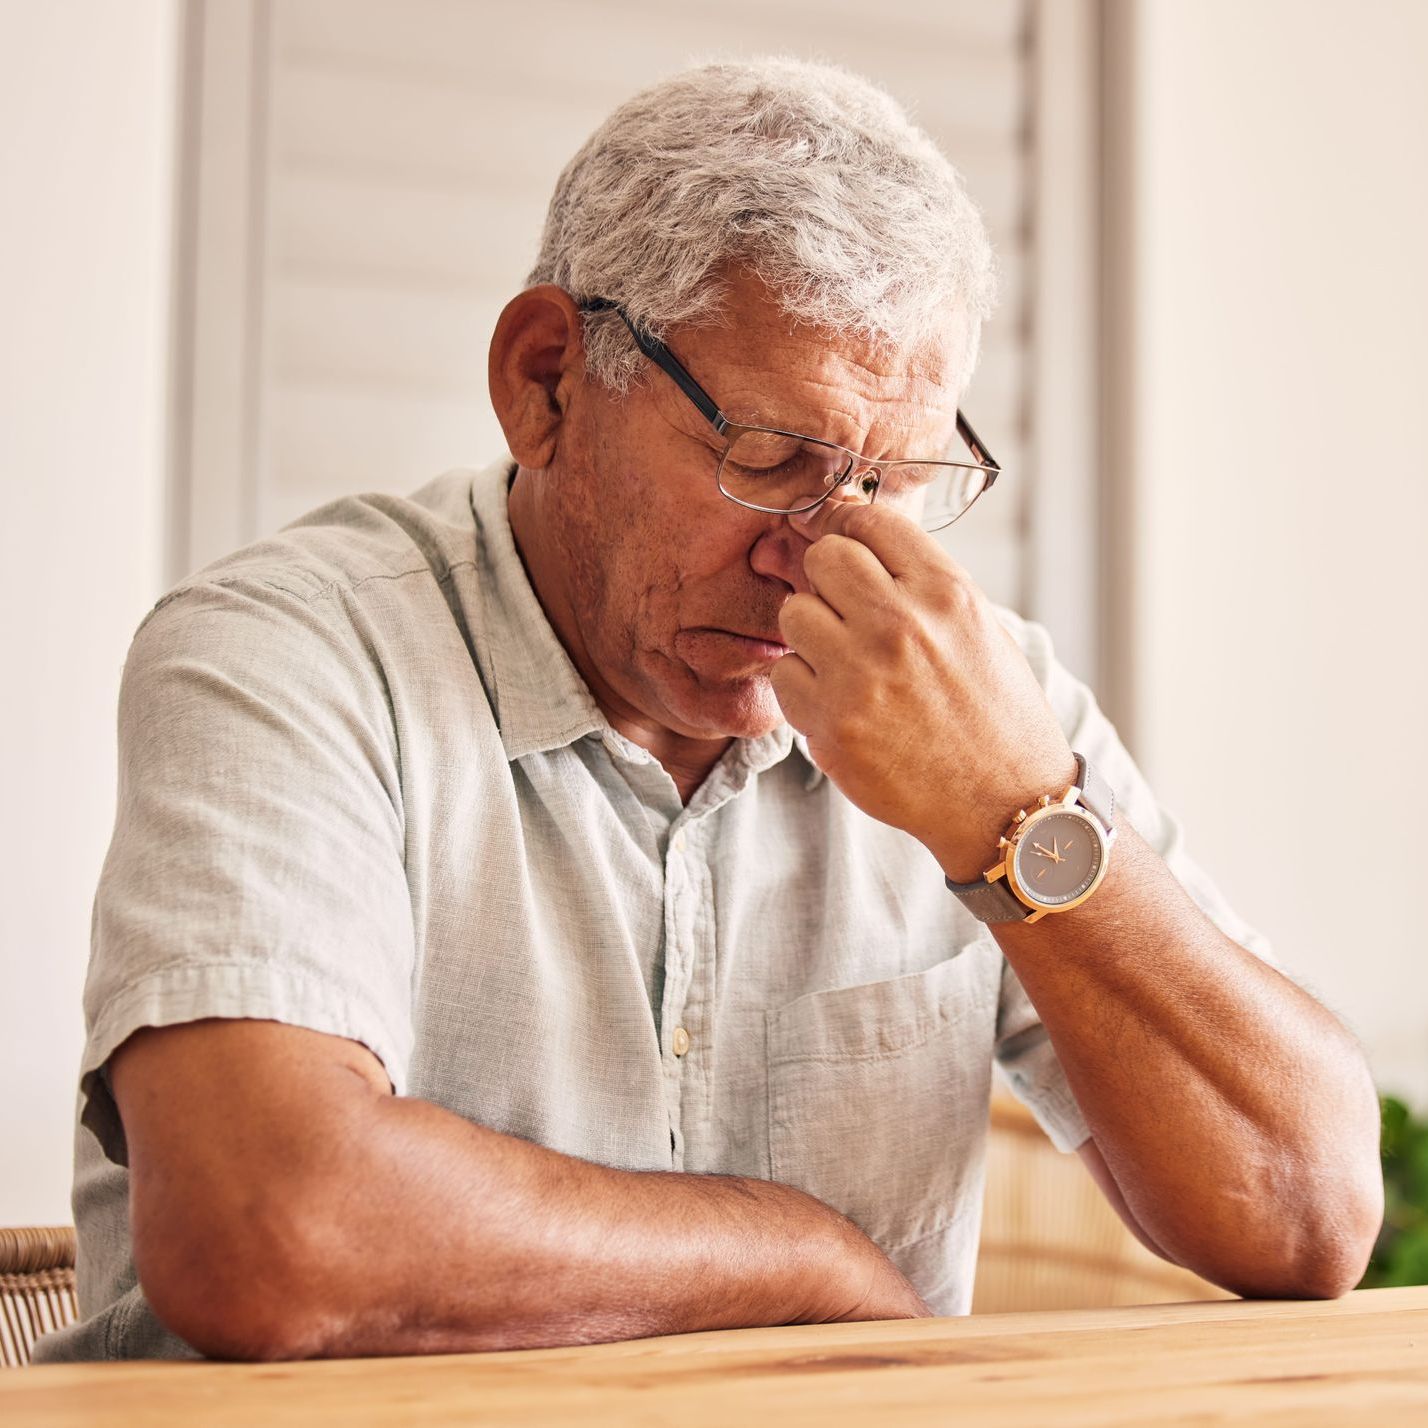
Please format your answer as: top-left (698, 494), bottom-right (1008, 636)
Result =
top-left (1011, 809), bottom-right (1104, 907)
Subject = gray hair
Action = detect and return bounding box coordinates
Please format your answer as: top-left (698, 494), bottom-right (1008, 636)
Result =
top-left (526, 56), bottom-right (999, 395)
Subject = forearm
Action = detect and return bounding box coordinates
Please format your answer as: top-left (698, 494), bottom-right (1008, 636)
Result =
top-left (318, 1096), bottom-right (852, 1354)
top-left (164, 1086), bottom-right (859, 1360)
top-left (978, 812), bottom-right (1382, 1296)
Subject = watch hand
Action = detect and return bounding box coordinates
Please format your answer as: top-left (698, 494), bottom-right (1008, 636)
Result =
top-left (1032, 842), bottom-right (1054, 859)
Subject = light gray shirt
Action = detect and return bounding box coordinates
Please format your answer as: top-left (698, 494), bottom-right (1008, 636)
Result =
top-left (35, 455), bottom-right (1278, 1362)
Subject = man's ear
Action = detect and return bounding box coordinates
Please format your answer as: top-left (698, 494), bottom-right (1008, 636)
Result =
top-left (488, 285), bottom-right (585, 469)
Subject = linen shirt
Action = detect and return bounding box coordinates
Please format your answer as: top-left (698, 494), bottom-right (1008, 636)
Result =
top-left (34, 455), bottom-right (1278, 1362)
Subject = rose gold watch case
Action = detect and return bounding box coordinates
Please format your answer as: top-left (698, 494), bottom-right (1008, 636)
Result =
top-left (984, 784), bottom-right (1116, 924)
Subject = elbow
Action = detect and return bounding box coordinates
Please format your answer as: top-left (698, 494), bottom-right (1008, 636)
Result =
top-left (1289, 1094), bottom-right (1387, 1298)
top-left (153, 1294), bottom-right (311, 1364)
top-left (1295, 1168), bottom-right (1384, 1299)
top-left (136, 1200), bottom-right (346, 1361)
top-left (1219, 1156), bottom-right (1384, 1302)
top-left (1226, 1058), bottom-right (1386, 1301)
top-left (1227, 1233), bottom-right (1374, 1302)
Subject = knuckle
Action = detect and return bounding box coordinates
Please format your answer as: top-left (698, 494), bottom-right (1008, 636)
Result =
top-left (930, 572), bottom-right (978, 619)
top-left (883, 623), bottom-right (915, 662)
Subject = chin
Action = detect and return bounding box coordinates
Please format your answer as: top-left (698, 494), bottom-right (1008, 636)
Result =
top-left (664, 670), bottom-right (787, 741)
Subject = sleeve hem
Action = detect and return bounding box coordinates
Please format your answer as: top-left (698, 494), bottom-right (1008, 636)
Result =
top-left (79, 960), bottom-right (411, 1166)
top-left (1019, 1086), bottom-right (1091, 1154)
top-left (998, 1040), bottom-right (1092, 1154)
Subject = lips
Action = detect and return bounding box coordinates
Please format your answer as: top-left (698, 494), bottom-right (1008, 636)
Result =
top-left (728, 629), bottom-right (791, 648)
top-left (678, 627), bottom-right (792, 664)
top-left (711, 628), bottom-right (792, 651)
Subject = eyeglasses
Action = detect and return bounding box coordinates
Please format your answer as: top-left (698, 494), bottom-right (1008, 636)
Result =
top-left (579, 298), bottom-right (1000, 533)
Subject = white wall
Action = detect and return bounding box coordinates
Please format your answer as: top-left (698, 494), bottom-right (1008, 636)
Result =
top-left (0, 2), bottom-right (176, 1222)
top-left (1122, 0), bottom-right (1428, 1104)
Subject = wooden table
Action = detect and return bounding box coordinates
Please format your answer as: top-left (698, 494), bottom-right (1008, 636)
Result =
top-left (5, 1287), bottom-right (1426, 1426)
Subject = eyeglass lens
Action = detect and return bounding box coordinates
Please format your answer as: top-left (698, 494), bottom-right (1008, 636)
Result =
top-left (717, 428), bottom-right (988, 532)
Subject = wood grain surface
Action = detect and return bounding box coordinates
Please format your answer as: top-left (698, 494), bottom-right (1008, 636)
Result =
top-left (4, 1287), bottom-right (1426, 1427)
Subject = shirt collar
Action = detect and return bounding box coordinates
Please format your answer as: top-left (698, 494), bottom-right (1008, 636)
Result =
top-left (468, 455), bottom-right (823, 790)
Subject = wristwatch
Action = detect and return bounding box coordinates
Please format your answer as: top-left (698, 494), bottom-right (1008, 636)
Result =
top-left (945, 752), bottom-right (1117, 924)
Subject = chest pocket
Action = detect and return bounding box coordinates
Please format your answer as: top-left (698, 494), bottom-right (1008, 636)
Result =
top-left (765, 946), bottom-right (999, 1251)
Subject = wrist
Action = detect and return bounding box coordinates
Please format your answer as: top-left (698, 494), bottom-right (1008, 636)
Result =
top-left (944, 752), bottom-right (1119, 927)
top-left (928, 829), bottom-right (999, 885)
top-left (771, 1180), bottom-right (874, 1324)
top-left (925, 755), bottom-right (1080, 883)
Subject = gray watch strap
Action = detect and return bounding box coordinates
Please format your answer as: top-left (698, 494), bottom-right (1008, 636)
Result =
top-left (950, 872), bottom-right (1033, 923)
top-left (1076, 752), bottom-right (1116, 828)
top-left (944, 753), bottom-right (1114, 923)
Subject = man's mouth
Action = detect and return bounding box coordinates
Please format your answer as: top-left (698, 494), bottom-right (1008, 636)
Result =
top-left (687, 627), bottom-right (793, 660)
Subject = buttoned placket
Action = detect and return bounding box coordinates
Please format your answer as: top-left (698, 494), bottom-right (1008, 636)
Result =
top-left (590, 725), bottom-right (803, 1172)
top-left (657, 737), bottom-right (795, 1171)
top-left (589, 729), bottom-right (705, 1169)
top-left (660, 816), bottom-right (708, 1171)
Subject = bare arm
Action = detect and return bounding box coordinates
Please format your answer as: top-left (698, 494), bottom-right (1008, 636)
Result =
top-left (110, 1018), bottom-right (927, 1362)
top-left (766, 495), bottom-right (1381, 1301)
top-left (983, 811), bottom-right (1383, 1299)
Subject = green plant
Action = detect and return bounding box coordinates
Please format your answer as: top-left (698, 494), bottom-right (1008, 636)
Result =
top-left (1361, 1094), bottom-right (1428, 1288)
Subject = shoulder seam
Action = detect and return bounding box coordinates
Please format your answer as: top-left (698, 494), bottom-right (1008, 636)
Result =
top-left (140, 559), bottom-right (480, 631)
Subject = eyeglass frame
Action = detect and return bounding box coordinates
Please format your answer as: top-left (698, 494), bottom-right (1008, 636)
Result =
top-left (578, 297), bottom-right (1001, 529)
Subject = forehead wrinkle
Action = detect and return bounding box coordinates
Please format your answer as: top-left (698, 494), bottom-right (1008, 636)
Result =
top-left (722, 341), bottom-right (948, 400)
top-left (733, 322), bottom-right (955, 385)
top-left (657, 310), bottom-right (965, 453)
top-left (724, 371), bottom-right (959, 456)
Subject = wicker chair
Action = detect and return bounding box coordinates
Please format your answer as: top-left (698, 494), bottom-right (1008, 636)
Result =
top-left (972, 1095), bottom-right (1231, 1312)
top-left (1, 1227), bottom-right (79, 1367)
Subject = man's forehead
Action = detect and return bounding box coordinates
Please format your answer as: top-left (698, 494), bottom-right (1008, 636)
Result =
top-left (674, 280), bottom-right (969, 440)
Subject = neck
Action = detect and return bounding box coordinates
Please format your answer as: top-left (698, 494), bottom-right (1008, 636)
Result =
top-left (506, 469), bottom-right (733, 804)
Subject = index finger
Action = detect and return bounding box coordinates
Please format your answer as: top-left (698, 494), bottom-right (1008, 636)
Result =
top-left (790, 496), bottom-right (948, 583)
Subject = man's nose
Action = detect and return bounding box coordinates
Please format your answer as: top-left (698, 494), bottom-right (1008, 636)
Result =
top-left (749, 483), bottom-right (880, 591)
top-left (748, 515), bottom-right (818, 595)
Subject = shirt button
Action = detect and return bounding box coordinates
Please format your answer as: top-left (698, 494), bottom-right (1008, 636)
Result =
top-left (672, 1026), bottom-right (691, 1057)
top-left (672, 831), bottom-right (687, 854)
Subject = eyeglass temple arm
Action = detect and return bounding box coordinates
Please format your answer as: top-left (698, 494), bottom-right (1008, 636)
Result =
top-left (955, 409), bottom-right (998, 475)
top-left (579, 299), bottom-right (729, 435)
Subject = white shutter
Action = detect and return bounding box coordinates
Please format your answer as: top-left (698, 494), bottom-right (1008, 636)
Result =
top-left (176, 0), bottom-right (1094, 645)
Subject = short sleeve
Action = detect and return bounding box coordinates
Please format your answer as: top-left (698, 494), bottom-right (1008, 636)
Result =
top-left (988, 604), bottom-right (1281, 1153)
top-left (79, 577), bottom-right (416, 1167)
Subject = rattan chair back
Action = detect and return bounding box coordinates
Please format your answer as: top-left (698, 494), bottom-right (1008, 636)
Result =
top-left (972, 1096), bottom-right (1231, 1313)
top-left (1, 1226), bottom-right (79, 1367)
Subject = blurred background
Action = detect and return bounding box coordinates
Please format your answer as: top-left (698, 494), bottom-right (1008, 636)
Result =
top-left (1, 0), bottom-right (1424, 1281)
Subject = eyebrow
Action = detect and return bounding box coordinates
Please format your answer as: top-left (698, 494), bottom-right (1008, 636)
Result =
top-left (726, 405), bottom-right (961, 463)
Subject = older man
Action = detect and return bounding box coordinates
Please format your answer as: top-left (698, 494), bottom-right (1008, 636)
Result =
top-left (36, 58), bottom-right (1381, 1364)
